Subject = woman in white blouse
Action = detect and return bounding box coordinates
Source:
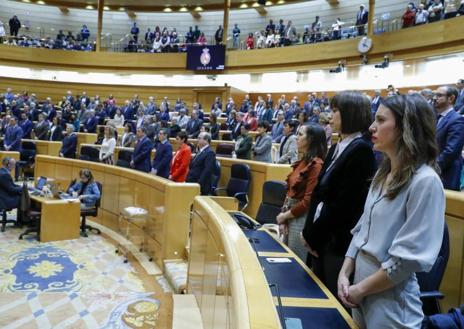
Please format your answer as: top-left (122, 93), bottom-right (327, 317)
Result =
top-left (99, 126), bottom-right (116, 165)
top-left (338, 94), bottom-right (445, 328)
top-left (110, 108), bottom-right (124, 128)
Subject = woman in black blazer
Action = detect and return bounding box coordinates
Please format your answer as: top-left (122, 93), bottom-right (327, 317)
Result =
top-left (301, 91), bottom-right (376, 297)
top-left (49, 116), bottom-right (64, 141)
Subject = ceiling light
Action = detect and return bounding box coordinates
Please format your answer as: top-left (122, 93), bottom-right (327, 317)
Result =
top-left (239, 3), bottom-right (248, 8)
top-left (118, 7), bottom-right (125, 11)
top-left (103, 6), bottom-right (110, 10)
top-left (36, 0), bottom-right (45, 4)
top-left (252, 2), bottom-right (260, 7)
top-left (194, 6), bottom-right (203, 11)
top-left (277, 0), bottom-right (285, 3)
top-left (179, 7), bottom-right (188, 12)
top-left (22, 0), bottom-right (31, 3)
top-left (86, 5), bottom-right (93, 9)
top-left (265, 1), bottom-right (273, 5)
top-left (163, 7), bottom-right (172, 12)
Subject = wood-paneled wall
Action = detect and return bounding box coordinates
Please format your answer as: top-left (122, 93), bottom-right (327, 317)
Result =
top-left (34, 155), bottom-right (200, 269)
top-left (0, 77), bottom-right (230, 107)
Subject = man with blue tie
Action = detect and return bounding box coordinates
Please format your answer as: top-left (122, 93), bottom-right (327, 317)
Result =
top-left (60, 125), bottom-right (78, 159)
top-left (83, 111), bottom-right (98, 133)
top-left (131, 127), bottom-right (154, 173)
top-left (434, 86), bottom-right (464, 191)
top-left (456, 79), bottom-right (464, 114)
top-left (151, 129), bottom-right (173, 179)
top-left (186, 132), bottom-right (216, 195)
top-left (19, 112), bottom-right (32, 139)
top-left (4, 117), bottom-right (22, 152)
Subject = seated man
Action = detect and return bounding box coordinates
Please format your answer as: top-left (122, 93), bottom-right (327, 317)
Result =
top-left (67, 169), bottom-right (100, 209)
top-left (0, 157), bottom-right (22, 211)
top-left (186, 132), bottom-right (216, 195)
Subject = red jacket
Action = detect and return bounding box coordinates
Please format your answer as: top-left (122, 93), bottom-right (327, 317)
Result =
top-left (170, 143), bottom-right (192, 182)
top-left (403, 9), bottom-right (416, 28)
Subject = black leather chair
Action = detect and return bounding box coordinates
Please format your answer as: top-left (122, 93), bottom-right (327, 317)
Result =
top-left (79, 146), bottom-right (100, 162)
top-left (210, 160), bottom-right (221, 194)
top-left (214, 163), bottom-right (251, 210)
top-left (221, 132), bottom-right (232, 141)
top-left (18, 183), bottom-right (42, 240)
top-left (255, 181), bottom-right (287, 225)
top-left (216, 143), bottom-right (235, 157)
top-left (0, 208), bottom-right (15, 232)
top-left (116, 149), bottom-right (133, 168)
top-left (16, 141), bottom-right (37, 181)
top-left (80, 181), bottom-right (102, 237)
top-left (417, 222), bottom-right (450, 316)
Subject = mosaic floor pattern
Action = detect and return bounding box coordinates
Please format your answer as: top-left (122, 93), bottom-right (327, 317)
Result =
top-left (0, 224), bottom-right (172, 329)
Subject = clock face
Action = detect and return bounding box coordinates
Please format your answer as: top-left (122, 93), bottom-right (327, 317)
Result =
top-left (357, 37), bottom-right (373, 54)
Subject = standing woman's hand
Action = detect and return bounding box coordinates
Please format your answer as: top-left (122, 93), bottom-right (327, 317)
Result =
top-left (337, 257), bottom-right (357, 308)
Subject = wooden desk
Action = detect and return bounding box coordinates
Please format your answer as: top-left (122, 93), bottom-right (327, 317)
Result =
top-left (30, 194), bottom-right (80, 243)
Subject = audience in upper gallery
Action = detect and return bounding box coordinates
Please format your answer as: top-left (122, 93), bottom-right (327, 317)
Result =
top-left (186, 132), bottom-right (217, 195)
top-left (302, 91), bottom-right (377, 298)
top-left (278, 124), bottom-right (327, 260)
top-left (340, 94), bottom-right (445, 328)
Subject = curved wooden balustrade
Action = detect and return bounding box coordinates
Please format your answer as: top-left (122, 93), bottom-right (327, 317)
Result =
top-left (1, 17), bottom-right (463, 73)
top-left (442, 190), bottom-right (464, 312)
top-left (33, 155), bottom-right (200, 269)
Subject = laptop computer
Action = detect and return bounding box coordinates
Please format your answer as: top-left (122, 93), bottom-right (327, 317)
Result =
top-left (28, 176), bottom-right (47, 195)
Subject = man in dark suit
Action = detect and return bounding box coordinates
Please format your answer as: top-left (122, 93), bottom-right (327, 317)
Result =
top-left (186, 132), bottom-right (216, 195)
top-left (371, 89), bottom-right (383, 119)
top-left (185, 110), bottom-right (203, 139)
top-left (214, 25), bottom-right (224, 45)
top-left (59, 125), bottom-right (77, 158)
top-left (122, 100), bottom-right (135, 121)
top-left (434, 86), bottom-right (464, 190)
top-left (456, 79), bottom-right (464, 114)
top-left (151, 129), bottom-right (173, 179)
top-left (131, 127), bottom-right (154, 173)
top-left (8, 15), bottom-right (21, 37)
top-left (0, 157), bottom-right (22, 211)
top-left (356, 4), bottom-right (369, 36)
top-left (3, 117), bottom-right (22, 152)
top-left (231, 112), bottom-right (244, 140)
top-left (271, 111), bottom-right (285, 143)
top-left (19, 112), bottom-right (32, 139)
top-left (83, 111), bottom-right (98, 133)
top-left (33, 113), bottom-right (49, 140)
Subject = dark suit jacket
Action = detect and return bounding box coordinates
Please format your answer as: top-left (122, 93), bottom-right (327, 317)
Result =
top-left (186, 146), bottom-right (216, 195)
top-left (371, 96), bottom-right (383, 117)
top-left (186, 119), bottom-right (203, 138)
top-left (34, 120), bottom-right (49, 140)
top-left (4, 125), bottom-right (23, 151)
top-left (259, 108), bottom-right (273, 124)
top-left (235, 134), bottom-right (253, 160)
top-left (456, 89), bottom-right (464, 114)
top-left (50, 125), bottom-right (63, 141)
top-left (436, 109), bottom-right (464, 190)
top-left (0, 167), bottom-right (22, 209)
top-left (302, 137), bottom-right (376, 256)
top-left (19, 119), bottom-right (33, 139)
top-left (84, 117), bottom-right (98, 133)
top-left (60, 133), bottom-right (77, 158)
top-left (123, 105), bottom-right (135, 121)
top-left (152, 141), bottom-right (173, 179)
top-left (132, 136), bottom-right (154, 173)
top-left (356, 10), bottom-right (369, 25)
top-left (231, 121), bottom-right (243, 140)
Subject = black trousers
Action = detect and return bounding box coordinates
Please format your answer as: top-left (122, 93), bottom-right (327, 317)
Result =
top-left (310, 246), bottom-right (345, 298)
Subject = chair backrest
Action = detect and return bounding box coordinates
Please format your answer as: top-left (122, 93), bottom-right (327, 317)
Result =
top-left (95, 181), bottom-right (102, 208)
top-left (116, 149), bottom-right (133, 168)
top-left (20, 148), bottom-right (36, 163)
top-left (21, 141), bottom-right (37, 151)
top-left (226, 163), bottom-right (251, 197)
top-left (416, 222), bottom-right (450, 293)
top-left (211, 160), bottom-right (221, 192)
top-left (216, 143), bottom-right (234, 157)
top-left (79, 146), bottom-right (100, 162)
top-left (256, 180), bottom-right (287, 224)
top-left (221, 132), bottom-right (232, 141)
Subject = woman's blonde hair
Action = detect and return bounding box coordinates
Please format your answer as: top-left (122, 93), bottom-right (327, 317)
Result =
top-left (372, 94), bottom-right (439, 198)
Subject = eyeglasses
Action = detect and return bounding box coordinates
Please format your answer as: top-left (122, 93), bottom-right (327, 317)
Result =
top-left (434, 93), bottom-right (447, 98)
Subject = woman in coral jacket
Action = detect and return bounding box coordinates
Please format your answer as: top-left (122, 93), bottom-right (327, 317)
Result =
top-left (169, 131), bottom-right (192, 182)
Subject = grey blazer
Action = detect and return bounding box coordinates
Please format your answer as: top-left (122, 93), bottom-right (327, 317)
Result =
top-left (252, 133), bottom-right (272, 163)
top-left (277, 134), bottom-right (298, 164)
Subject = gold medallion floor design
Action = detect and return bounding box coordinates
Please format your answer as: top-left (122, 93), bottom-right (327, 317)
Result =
top-left (0, 227), bottom-right (172, 329)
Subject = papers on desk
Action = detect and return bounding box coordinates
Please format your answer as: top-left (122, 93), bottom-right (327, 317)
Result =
top-left (285, 318), bottom-right (303, 329)
top-left (266, 257), bottom-right (292, 263)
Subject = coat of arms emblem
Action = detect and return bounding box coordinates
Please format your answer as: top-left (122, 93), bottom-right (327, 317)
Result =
top-left (200, 48), bottom-right (211, 66)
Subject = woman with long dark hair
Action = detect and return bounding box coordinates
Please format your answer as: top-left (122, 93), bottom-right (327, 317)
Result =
top-left (277, 124), bottom-right (327, 260)
top-left (302, 91), bottom-right (376, 297)
top-left (337, 94), bottom-right (444, 328)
